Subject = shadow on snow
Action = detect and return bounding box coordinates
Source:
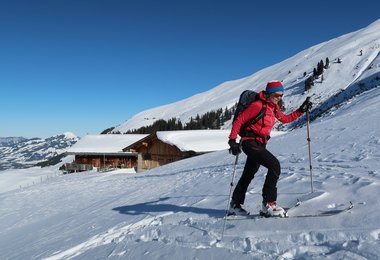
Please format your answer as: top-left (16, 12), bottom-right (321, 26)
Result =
top-left (112, 197), bottom-right (225, 218)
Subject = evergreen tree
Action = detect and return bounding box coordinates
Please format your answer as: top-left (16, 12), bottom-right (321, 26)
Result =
top-left (126, 105), bottom-right (237, 134)
top-left (224, 107), bottom-right (232, 121)
top-left (317, 60), bottom-right (324, 75)
top-left (313, 68), bottom-right (317, 78)
top-left (325, 57), bottom-right (330, 69)
top-left (100, 127), bottom-right (115, 134)
top-left (305, 76), bottom-right (314, 91)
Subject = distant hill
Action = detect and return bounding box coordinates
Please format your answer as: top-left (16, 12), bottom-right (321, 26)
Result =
top-left (0, 132), bottom-right (78, 171)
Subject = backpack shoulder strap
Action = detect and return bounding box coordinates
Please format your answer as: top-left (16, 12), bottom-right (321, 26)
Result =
top-left (248, 100), bottom-right (266, 125)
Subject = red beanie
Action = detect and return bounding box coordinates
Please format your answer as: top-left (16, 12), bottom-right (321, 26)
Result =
top-left (266, 81), bottom-right (284, 94)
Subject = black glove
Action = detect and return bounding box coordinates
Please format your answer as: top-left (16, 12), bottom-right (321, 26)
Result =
top-left (228, 139), bottom-right (241, 155)
top-left (298, 97), bottom-right (313, 113)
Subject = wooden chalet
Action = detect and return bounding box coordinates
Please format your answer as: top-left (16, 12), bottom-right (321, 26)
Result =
top-left (65, 134), bottom-right (148, 172)
top-left (123, 130), bottom-right (230, 172)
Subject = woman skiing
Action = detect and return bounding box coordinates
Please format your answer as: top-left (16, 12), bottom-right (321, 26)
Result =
top-left (228, 81), bottom-right (312, 217)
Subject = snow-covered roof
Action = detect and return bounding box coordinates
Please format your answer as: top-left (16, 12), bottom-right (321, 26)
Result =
top-left (156, 130), bottom-right (230, 153)
top-left (67, 134), bottom-right (148, 154)
top-left (154, 129), bottom-right (286, 153)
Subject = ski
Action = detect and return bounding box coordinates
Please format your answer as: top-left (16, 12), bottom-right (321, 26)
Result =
top-left (285, 198), bottom-right (302, 214)
top-left (288, 201), bottom-right (353, 218)
top-left (224, 199), bottom-right (301, 220)
top-left (224, 201), bottom-right (353, 220)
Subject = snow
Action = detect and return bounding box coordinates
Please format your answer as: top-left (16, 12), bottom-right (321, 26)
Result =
top-left (63, 132), bottom-right (78, 140)
top-left (1, 20), bottom-right (380, 259)
top-left (0, 155), bottom-right (74, 194)
top-left (157, 130), bottom-right (230, 152)
top-left (1, 87), bottom-right (379, 259)
top-left (156, 130), bottom-right (285, 152)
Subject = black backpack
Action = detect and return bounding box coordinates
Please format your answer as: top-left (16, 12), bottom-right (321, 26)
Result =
top-left (232, 90), bottom-right (266, 137)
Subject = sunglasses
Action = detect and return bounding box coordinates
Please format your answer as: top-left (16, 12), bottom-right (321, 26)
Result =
top-left (271, 93), bottom-right (283, 98)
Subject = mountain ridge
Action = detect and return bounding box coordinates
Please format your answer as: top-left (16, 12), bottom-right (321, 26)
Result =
top-left (112, 19), bottom-right (380, 133)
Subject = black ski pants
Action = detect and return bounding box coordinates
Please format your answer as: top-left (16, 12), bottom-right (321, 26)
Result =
top-left (232, 139), bottom-right (281, 206)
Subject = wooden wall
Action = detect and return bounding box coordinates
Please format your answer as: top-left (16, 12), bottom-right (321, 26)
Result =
top-left (133, 138), bottom-right (184, 171)
top-left (75, 155), bottom-right (137, 169)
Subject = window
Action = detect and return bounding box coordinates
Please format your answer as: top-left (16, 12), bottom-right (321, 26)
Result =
top-left (143, 153), bottom-right (152, 160)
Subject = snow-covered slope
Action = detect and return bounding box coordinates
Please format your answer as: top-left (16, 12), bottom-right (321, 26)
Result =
top-left (0, 85), bottom-right (379, 259)
top-left (0, 132), bottom-right (78, 170)
top-left (112, 19), bottom-right (380, 133)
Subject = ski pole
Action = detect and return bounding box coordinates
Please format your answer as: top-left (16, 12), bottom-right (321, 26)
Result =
top-left (305, 97), bottom-right (314, 193)
top-left (220, 150), bottom-right (240, 241)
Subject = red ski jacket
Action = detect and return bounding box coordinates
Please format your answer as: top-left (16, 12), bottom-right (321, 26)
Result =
top-left (229, 91), bottom-right (303, 144)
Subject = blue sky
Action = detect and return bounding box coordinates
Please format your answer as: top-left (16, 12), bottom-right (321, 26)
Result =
top-left (1, 0), bottom-right (379, 138)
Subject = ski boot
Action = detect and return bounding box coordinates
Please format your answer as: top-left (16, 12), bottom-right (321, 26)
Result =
top-left (228, 200), bottom-right (249, 216)
top-left (260, 201), bottom-right (287, 218)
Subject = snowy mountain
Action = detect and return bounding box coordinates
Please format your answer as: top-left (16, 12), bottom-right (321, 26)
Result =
top-left (0, 132), bottom-right (78, 170)
top-left (112, 19), bottom-right (380, 133)
top-left (1, 20), bottom-right (380, 259)
top-left (0, 137), bottom-right (27, 146)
